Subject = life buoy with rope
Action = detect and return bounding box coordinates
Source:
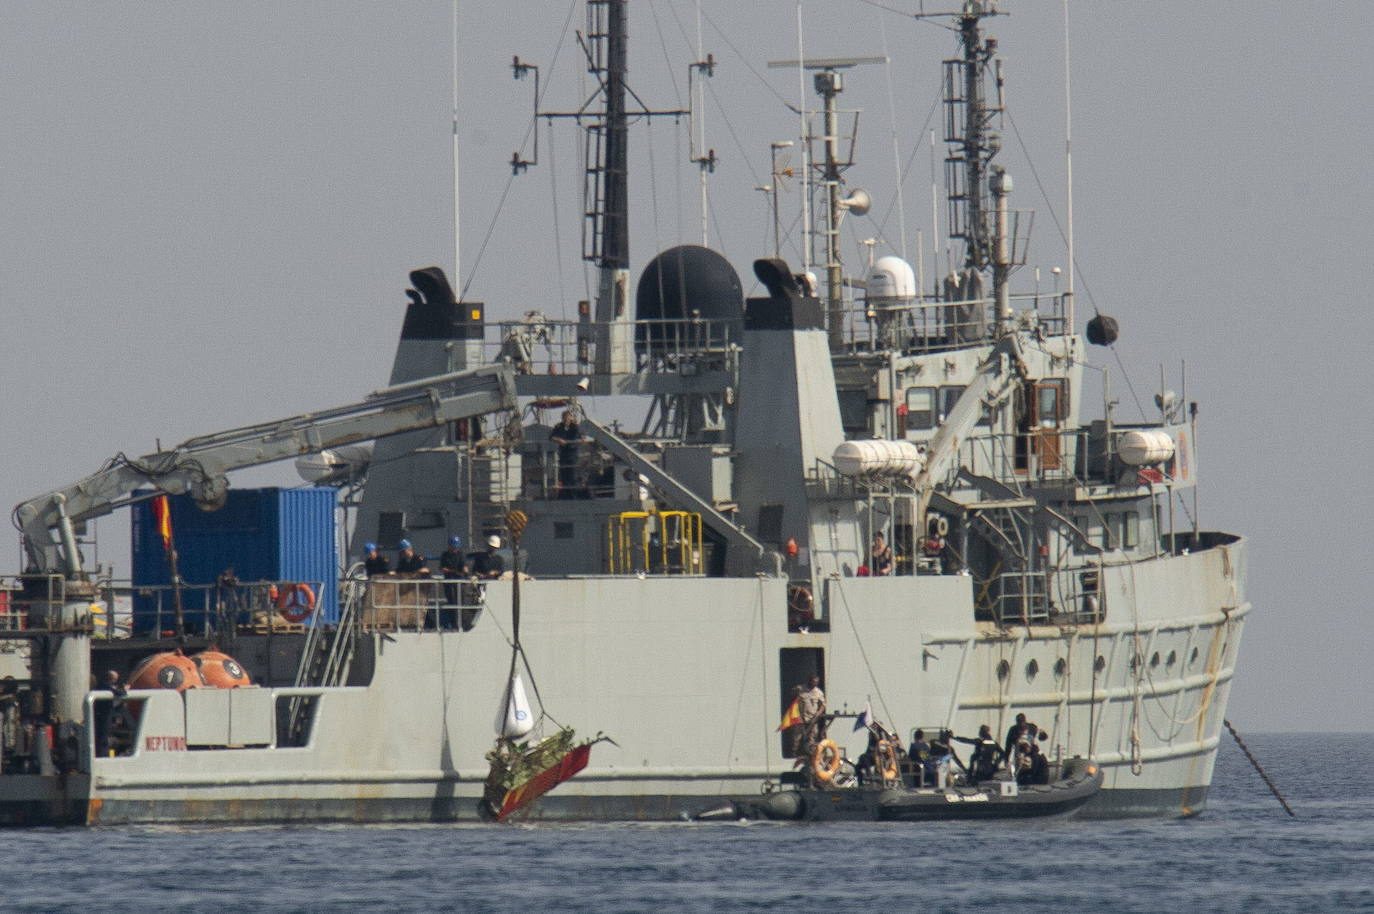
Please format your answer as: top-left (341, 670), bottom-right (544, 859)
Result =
top-left (788, 585), bottom-right (814, 629)
top-left (811, 738), bottom-right (842, 784)
top-left (274, 582), bottom-right (317, 623)
top-left (876, 739), bottom-right (900, 782)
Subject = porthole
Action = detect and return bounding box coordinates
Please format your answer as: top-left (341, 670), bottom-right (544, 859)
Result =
top-left (1094, 655), bottom-right (1106, 674)
top-left (996, 660), bottom-right (1010, 681)
top-left (1190, 647), bottom-right (1200, 668)
top-left (1026, 659), bottom-right (1039, 681)
top-left (1150, 652), bottom-right (1161, 669)
top-left (1166, 650), bottom-right (1177, 668)
top-left (1054, 658), bottom-right (1067, 679)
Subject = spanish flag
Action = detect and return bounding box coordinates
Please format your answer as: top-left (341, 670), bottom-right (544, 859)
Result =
top-left (777, 696), bottom-right (803, 731)
top-left (151, 495), bottom-right (173, 552)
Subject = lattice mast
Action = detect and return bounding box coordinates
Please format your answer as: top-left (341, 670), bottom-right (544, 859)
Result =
top-left (936, 1), bottom-right (1018, 331)
top-left (511, 0), bottom-right (693, 374)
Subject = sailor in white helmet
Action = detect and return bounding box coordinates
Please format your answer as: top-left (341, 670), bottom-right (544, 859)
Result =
top-left (473, 534), bottom-right (505, 580)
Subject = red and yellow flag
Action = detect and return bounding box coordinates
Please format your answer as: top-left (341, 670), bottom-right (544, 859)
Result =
top-left (151, 495), bottom-right (173, 552)
top-left (777, 696), bottom-right (802, 731)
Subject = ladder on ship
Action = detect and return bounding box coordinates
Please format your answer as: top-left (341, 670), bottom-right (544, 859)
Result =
top-left (286, 569), bottom-right (367, 745)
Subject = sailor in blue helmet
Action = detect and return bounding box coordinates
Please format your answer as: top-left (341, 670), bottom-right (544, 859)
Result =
top-left (439, 535), bottom-right (470, 624)
top-left (363, 542), bottom-right (390, 577)
top-left (395, 538), bottom-right (429, 575)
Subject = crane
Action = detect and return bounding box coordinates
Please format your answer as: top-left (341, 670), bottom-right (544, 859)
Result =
top-left (14, 363), bottom-right (518, 578)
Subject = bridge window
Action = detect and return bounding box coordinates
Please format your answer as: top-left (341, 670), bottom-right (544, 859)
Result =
top-left (905, 387), bottom-right (936, 430)
top-left (1121, 511), bottom-right (1139, 549)
top-left (938, 385), bottom-right (990, 426)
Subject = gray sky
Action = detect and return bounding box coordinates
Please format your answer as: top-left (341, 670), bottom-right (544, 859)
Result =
top-left (1, 1), bottom-right (1367, 732)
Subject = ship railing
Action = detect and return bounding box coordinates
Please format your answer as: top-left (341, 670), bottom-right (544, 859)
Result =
top-left (833, 291), bottom-right (1068, 355)
top-left (115, 580), bottom-right (324, 639)
top-left (354, 575), bottom-right (485, 632)
top-left (0, 573), bottom-right (63, 633)
top-left (979, 567), bottom-right (1106, 627)
top-left (480, 315), bottom-right (738, 377)
top-left (525, 438), bottom-right (622, 502)
top-left (955, 427), bottom-right (1091, 487)
top-left (1, 572), bottom-right (130, 638)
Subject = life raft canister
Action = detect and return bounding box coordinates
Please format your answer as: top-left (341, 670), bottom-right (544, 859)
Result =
top-left (128, 651), bottom-right (205, 692)
top-left (192, 649), bottom-right (252, 688)
top-left (811, 738), bottom-right (842, 783)
top-left (274, 582), bottom-right (317, 623)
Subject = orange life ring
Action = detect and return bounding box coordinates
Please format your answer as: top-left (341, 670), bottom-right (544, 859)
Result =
top-left (876, 739), bottom-right (900, 782)
top-left (811, 738), bottom-right (842, 783)
top-left (274, 583), bottom-right (317, 623)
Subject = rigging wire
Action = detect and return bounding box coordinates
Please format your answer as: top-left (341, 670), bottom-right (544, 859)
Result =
top-left (879, 10), bottom-right (908, 259)
top-left (697, 8), bottom-right (793, 109)
top-left (871, 85), bottom-right (941, 252)
top-left (460, 0), bottom-right (579, 302)
top-left (648, 0), bottom-right (686, 107)
top-left (1005, 109), bottom-right (1148, 421)
top-left (834, 580), bottom-right (897, 733)
top-left (719, 581), bottom-right (765, 793)
top-left (549, 116), bottom-right (568, 320)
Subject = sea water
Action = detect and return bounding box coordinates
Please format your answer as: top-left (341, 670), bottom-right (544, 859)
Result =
top-left (3, 732), bottom-right (1368, 913)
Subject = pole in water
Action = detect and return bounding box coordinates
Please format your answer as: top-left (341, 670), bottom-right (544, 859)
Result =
top-left (1224, 719), bottom-right (1295, 817)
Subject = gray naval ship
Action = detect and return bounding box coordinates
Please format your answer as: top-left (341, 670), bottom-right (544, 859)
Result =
top-left (0, 1), bottom-right (1245, 824)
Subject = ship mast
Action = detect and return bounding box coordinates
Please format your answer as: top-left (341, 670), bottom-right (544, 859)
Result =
top-left (511, 0), bottom-right (691, 375)
top-left (930, 1), bottom-right (1020, 334)
top-left (767, 56), bottom-right (881, 351)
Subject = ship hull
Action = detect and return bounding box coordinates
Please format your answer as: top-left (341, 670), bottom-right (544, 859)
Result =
top-left (3, 537), bottom-right (1244, 827)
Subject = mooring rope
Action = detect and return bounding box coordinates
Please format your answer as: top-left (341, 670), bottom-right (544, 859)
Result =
top-left (1224, 719), bottom-right (1295, 817)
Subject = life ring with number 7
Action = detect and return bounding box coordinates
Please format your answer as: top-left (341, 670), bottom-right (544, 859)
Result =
top-left (275, 583), bottom-right (317, 623)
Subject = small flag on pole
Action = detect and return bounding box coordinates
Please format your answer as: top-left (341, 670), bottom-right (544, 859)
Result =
top-left (151, 495), bottom-right (173, 552)
top-left (853, 701), bottom-right (873, 732)
top-left (777, 697), bottom-right (802, 731)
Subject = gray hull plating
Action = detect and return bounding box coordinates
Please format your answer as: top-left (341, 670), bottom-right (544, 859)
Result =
top-left (1, 536), bottom-right (1241, 827)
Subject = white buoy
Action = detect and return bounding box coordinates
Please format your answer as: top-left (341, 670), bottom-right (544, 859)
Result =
top-left (495, 673), bottom-right (536, 740)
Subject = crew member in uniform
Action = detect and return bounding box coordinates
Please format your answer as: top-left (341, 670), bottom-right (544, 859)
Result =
top-left (797, 674), bottom-right (826, 761)
top-left (396, 539), bottom-right (429, 575)
top-left (439, 536), bottom-right (469, 628)
top-left (550, 409), bottom-right (584, 498)
top-left (871, 532), bottom-right (894, 576)
top-left (472, 534), bottom-right (505, 579)
top-left (363, 542), bottom-right (390, 577)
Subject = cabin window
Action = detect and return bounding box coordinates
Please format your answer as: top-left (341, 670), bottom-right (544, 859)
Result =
top-left (1121, 512), bottom-right (1139, 549)
top-left (1035, 378), bottom-right (1068, 425)
top-left (1100, 514), bottom-right (1117, 550)
top-left (939, 386), bottom-right (963, 423)
top-left (1076, 517), bottom-right (1102, 554)
top-left (757, 505), bottom-right (784, 543)
top-left (905, 387), bottom-right (937, 430)
top-left (376, 512), bottom-right (406, 550)
top-left (837, 389), bottom-right (869, 437)
top-left (554, 522), bottom-right (574, 539)
top-left (939, 385), bottom-right (990, 426)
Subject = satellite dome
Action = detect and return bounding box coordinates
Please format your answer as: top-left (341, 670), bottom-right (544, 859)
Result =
top-left (866, 256), bottom-right (917, 305)
top-left (635, 245), bottom-right (743, 355)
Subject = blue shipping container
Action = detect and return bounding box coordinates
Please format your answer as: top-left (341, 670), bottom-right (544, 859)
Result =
top-left (131, 487), bottom-right (338, 634)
